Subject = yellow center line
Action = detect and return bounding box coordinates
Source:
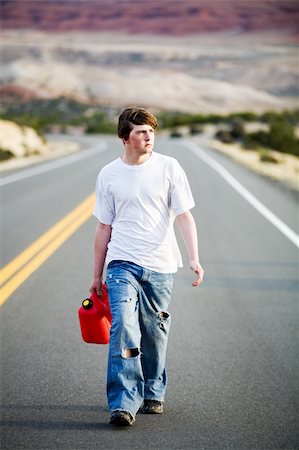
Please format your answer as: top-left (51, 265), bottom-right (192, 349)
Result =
top-left (0, 194), bottom-right (95, 285)
top-left (0, 193), bottom-right (95, 306)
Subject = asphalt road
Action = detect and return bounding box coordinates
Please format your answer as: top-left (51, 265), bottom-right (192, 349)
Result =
top-left (1, 135), bottom-right (298, 450)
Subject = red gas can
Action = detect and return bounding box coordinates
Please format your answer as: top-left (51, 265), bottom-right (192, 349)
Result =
top-left (78, 284), bottom-right (112, 344)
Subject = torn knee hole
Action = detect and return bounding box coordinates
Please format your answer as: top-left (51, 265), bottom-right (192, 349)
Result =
top-left (122, 348), bottom-right (140, 359)
top-left (159, 311), bottom-right (170, 330)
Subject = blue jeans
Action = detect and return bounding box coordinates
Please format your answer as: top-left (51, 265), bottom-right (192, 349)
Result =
top-left (105, 260), bottom-right (174, 418)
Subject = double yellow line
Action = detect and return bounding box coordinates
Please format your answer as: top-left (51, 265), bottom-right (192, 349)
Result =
top-left (0, 193), bottom-right (95, 306)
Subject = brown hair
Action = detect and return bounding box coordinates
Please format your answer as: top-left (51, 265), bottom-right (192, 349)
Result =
top-left (118, 107), bottom-right (158, 140)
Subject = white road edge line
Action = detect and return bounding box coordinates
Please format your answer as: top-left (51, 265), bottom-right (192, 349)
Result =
top-left (184, 140), bottom-right (299, 249)
top-left (0, 142), bottom-right (107, 186)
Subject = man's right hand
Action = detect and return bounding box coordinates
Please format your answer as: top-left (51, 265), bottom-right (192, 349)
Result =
top-left (89, 277), bottom-right (102, 296)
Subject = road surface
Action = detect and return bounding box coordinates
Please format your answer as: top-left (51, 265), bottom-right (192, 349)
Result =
top-left (1, 135), bottom-right (298, 449)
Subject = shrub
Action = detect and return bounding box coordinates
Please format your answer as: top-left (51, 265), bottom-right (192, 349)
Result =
top-left (267, 120), bottom-right (299, 156)
top-left (189, 124), bottom-right (203, 135)
top-left (244, 120), bottom-right (299, 157)
top-left (227, 112), bottom-right (258, 122)
top-left (259, 150), bottom-right (280, 164)
top-left (215, 129), bottom-right (234, 143)
top-left (0, 148), bottom-right (15, 161)
top-left (230, 120), bottom-right (246, 140)
top-left (261, 110), bottom-right (299, 125)
top-left (169, 129), bottom-right (183, 138)
top-left (214, 120), bottom-right (246, 144)
top-left (243, 130), bottom-right (269, 149)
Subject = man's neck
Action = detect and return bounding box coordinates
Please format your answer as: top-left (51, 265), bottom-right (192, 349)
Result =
top-left (122, 152), bottom-right (152, 165)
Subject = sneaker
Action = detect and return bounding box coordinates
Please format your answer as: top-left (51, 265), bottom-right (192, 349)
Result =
top-left (109, 410), bottom-right (135, 426)
top-left (141, 400), bottom-right (164, 414)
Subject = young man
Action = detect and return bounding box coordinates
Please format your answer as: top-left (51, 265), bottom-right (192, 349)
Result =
top-left (90, 107), bottom-right (204, 426)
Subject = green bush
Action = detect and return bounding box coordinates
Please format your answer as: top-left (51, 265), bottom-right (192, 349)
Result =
top-left (85, 112), bottom-right (116, 134)
top-left (157, 112), bottom-right (225, 129)
top-left (215, 129), bottom-right (234, 143)
top-left (243, 130), bottom-right (269, 149)
top-left (244, 120), bottom-right (299, 157)
top-left (261, 110), bottom-right (299, 125)
top-left (267, 120), bottom-right (299, 156)
top-left (226, 112), bottom-right (258, 122)
top-left (0, 148), bottom-right (15, 161)
top-left (230, 120), bottom-right (246, 140)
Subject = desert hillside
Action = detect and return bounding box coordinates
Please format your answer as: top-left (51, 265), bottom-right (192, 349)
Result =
top-left (1, 30), bottom-right (297, 114)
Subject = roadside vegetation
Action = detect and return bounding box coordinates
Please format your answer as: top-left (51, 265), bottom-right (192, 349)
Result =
top-left (0, 97), bottom-right (116, 136)
top-left (1, 96), bottom-right (298, 159)
top-left (159, 110), bottom-right (299, 158)
top-left (213, 112), bottom-right (299, 158)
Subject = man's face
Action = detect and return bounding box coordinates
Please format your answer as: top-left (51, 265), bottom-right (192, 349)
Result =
top-left (125, 124), bottom-right (155, 154)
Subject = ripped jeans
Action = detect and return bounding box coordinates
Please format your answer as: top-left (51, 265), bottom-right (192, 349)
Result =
top-left (106, 260), bottom-right (174, 418)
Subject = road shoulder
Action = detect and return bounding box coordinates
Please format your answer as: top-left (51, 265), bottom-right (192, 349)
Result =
top-left (193, 135), bottom-right (299, 192)
top-left (0, 137), bottom-right (80, 173)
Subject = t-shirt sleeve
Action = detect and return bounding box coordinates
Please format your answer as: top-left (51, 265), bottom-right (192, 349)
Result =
top-left (93, 171), bottom-right (115, 224)
top-left (169, 161), bottom-right (195, 216)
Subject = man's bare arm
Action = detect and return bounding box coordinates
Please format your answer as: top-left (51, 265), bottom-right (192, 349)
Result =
top-left (90, 221), bottom-right (112, 295)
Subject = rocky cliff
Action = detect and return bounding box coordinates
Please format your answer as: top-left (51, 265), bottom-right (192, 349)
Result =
top-left (0, 119), bottom-right (48, 158)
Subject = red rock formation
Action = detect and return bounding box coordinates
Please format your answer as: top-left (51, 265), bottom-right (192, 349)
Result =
top-left (1, 0), bottom-right (299, 37)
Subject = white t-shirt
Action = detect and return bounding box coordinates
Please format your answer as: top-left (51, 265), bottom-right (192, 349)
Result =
top-left (93, 151), bottom-right (195, 273)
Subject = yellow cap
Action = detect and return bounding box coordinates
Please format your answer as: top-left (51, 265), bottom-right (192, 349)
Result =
top-left (82, 298), bottom-right (93, 309)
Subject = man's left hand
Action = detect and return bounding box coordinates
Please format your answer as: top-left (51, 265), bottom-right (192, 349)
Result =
top-left (190, 261), bottom-right (204, 287)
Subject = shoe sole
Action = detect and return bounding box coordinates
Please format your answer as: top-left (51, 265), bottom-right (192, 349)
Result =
top-left (110, 414), bottom-right (134, 426)
top-left (110, 418), bottom-right (134, 426)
